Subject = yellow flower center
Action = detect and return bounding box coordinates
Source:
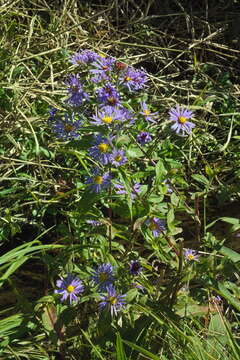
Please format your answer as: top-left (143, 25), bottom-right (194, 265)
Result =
top-left (108, 296), bottom-right (117, 305)
top-left (67, 285), bottom-right (75, 293)
top-left (99, 272), bottom-right (108, 282)
top-left (187, 254), bottom-right (195, 261)
top-left (98, 143), bottom-right (109, 153)
top-left (94, 176), bottom-right (103, 184)
top-left (108, 97), bottom-right (116, 104)
top-left (64, 124), bottom-right (75, 132)
top-left (71, 85), bottom-right (79, 92)
top-left (178, 116), bottom-right (187, 124)
top-left (102, 116), bottom-right (113, 124)
top-left (125, 76), bottom-right (132, 81)
top-left (149, 222), bottom-right (157, 230)
top-left (115, 155), bottom-right (122, 162)
top-left (144, 109), bottom-right (150, 116)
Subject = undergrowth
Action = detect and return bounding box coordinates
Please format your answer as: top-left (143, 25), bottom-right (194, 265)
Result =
top-left (0, 1), bottom-right (240, 359)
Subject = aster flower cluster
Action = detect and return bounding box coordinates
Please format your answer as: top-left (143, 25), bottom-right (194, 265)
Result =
top-left (55, 259), bottom-right (143, 317)
top-left (48, 48), bottom-right (195, 198)
top-left (50, 48), bottom-right (199, 321)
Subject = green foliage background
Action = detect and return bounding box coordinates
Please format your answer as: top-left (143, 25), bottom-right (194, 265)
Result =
top-left (0, 0), bottom-right (240, 359)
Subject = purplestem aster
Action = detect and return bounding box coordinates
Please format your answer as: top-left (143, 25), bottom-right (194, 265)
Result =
top-left (120, 67), bottom-right (147, 91)
top-left (129, 260), bottom-right (142, 275)
top-left (184, 249), bottom-right (199, 262)
top-left (70, 50), bottom-right (99, 65)
top-left (51, 113), bottom-right (81, 140)
top-left (137, 131), bottom-right (152, 145)
top-left (140, 102), bottom-right (158, 123)
top-left (99, 285), bottom-right (126, 317)
top-left (65, 75), bottom-right (89, 106)
top-left (54, 273), bottom-right (84, 304)
top-left (169, 105), bottom-right (195, 136)
top-left (114, 182), bottom-right (142, 199)
top-left (88, 135), bottom-right (112, 165)
top-left (110, 149), bottom-right (127, 167)
top-left (146, 217), bottom-right (166, 237)
top-left (86, 168), bottom-right (111, 193)
top-left (92, 263), bottom-right (114, 291)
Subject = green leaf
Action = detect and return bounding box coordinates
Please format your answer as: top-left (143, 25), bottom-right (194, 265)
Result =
top-left (220, 246), bottom-right (240, 263)
top-left (191, 174), bottom-right (209, 186)
top-left (155, 160), bottom-right (167, 184)
top-left (220, 116), bottom-right (234, 152)
top-left (218, 283), bottom-right (240, 311)
top-left (116, 333), bottom-right (127, 360)
top-left (0, 257), bottom-right (28, 283)
top-left (81, 330), bottom-right (105, 360)
top-left (42, 304), bottom-right (57, 332)
top-left (167, 207), bottom-right (175, 232)
top-left (207, 313), bottom-right (229, 358)
top-left (125, 289), bottom-right (138, 302)
top-left (205, 165), bottom-right (215, 178)
top-left (220, 217), bottom-right (240, 225)
top-left (122, 339), bottom-right (161, 360)
top-left (78, 190), bottom-right (100, 215)
top-left (0, 241), bottom-right (63, 266)
top-left (126, 146), bottom-right (143, 158)
top-left (170, 192), bottom-right (179, 206)
top-left (0, 314), bottom-right (23, 337)
top-left (206, 216), bottom-right (240, 230)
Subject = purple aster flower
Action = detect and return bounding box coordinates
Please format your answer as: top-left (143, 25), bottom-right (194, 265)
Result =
top-left (118, 107), bottom-right (135, 124)
top-left (114, 182), bottom-right (142, 199)
top-left (99, 285), bottom-right (126, 317)
top-left (131, 282), bottom-right (144, 291)
top-left (210, 295), bottom-right (222, 305)
top-left (48, 107), bottom-right (58, 121)
top-left (92, 263), bottom-right (114, 291)
top-left (70, 50), bottom-right (99, 65)
top-left (140, 102), bottom-right (158, 123)
top-left (52, 113), bottom-right (81, 140)
top-left (169, 105), bottom-right (195, 136)
top-left (110, 149), bottom-right (127, 167)
top-left (131, 183), bottom-right (142, 198)
top-left (146, 217), bottom-right (166, 237)
top-left (90, 56), bottom-right (115, 83)
top-left (137, 131), bottom-right (152, 145)
top-left (88, 135), bottom-right (112, 165)
top-left (161, 180), bottom-right (173, 194)
top-left (86, 168), bottom-right (111, 193)
top-left (129, 260), bottom-right (142, 275)
top-left (65, 75), bottom-right (89, 106)
top-left (120, 67), bottom-right (148, 91)
top-left (91, 106), bottom-right (123, 127)
top-left (184, 249), bottom-right (199, 262)
top-left (86, 219), bottom-right (102, 226)
top-left (54, 273), bottom-right (84, 304)
top-left (97, 84), bottom-right (120, 106)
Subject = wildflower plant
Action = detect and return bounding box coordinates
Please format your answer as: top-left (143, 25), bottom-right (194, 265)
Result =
top-left (47, 48), bottom-right (202, 329)
top-left (42, 46), bottom-right (236, 358)
top-left (2, 5), bottom-right (240, 360)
